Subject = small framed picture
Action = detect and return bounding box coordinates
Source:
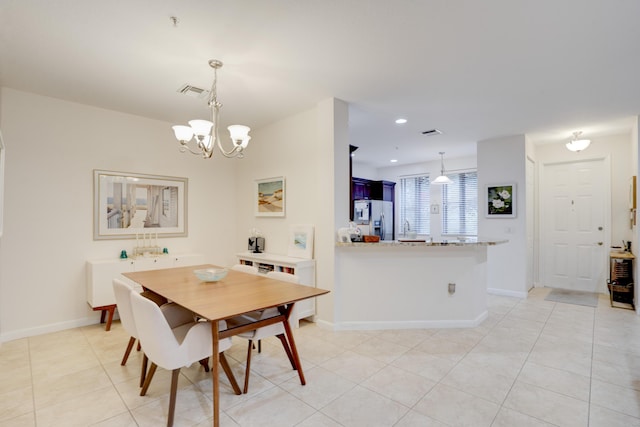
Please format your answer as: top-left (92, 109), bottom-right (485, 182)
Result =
top-left (486, 184), bottom-right (516, 218)
top-left (288, 224), bottom-right (314, 259)
top-left (255, 177), bottom-right (285, 217)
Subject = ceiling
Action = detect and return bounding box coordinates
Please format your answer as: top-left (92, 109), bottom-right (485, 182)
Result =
top-left (1, 1), bottom-right (639, 167)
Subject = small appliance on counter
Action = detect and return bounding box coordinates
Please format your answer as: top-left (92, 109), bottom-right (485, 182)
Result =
top-left (248, 227), bottom-right (265, 253)
top-left (248, 237), bottom-right (265, 253)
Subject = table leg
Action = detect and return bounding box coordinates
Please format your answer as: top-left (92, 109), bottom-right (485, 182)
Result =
top-left (281, 305), bottom-right (306, 386)
top-left (212, 320), bottom-right (220, 427)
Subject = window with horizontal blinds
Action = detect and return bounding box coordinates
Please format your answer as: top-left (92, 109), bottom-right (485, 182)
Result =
top-left (399, 175), bottom-right (430, 234)
top-left (442, 171), bottom-right (478, 235)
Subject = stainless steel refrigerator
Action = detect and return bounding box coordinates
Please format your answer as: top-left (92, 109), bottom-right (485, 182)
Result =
top-left (353, 199), bottom-right (394, 240)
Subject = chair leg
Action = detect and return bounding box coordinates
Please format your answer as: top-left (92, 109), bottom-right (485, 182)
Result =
top-left (199, 357), bottom-right (210, 372)
top-left (140, 354), bottom-right (148, 387)
top-left (243, 340), bottom-right (254, 394)
top-left (219, 353), bottom-right (241, 395)
top-left (276, 334), bottom-right (296, 370)
top-left (258, 339), bottom-right (262, 353)
top-left (167, 368), bottom-right (180, 427)
top-left (121, 336), bottom-right (136, 366)
top-left (140, 362), bottom-right (157, 396)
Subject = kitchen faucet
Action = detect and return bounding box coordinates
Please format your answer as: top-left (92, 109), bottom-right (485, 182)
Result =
top-left (404, 220), bottom-right (411, 235)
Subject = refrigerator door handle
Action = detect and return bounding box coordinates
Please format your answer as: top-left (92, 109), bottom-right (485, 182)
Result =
top-left (380, 212), bottom-right (385, 240)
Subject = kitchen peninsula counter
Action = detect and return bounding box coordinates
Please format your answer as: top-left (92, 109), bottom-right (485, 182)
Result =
top-left (333, 238), bottom-right (507, 330)
top-left (336, 238), bottom-right (506, 247)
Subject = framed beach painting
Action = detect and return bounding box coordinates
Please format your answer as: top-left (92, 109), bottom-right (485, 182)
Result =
top-left (486, 184), bottom-right (516, 218)
top-left (93, 170), bottom-right (188, 240)
top-left (288, 224), bottom-right (314, 259)
top-left (255, 176), bottom-right (286, 217)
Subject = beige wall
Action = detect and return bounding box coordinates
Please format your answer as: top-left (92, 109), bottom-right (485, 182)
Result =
top-left (234, 97), bottom-right (349, 328)
top-left (0, 88), bottom-right (238, 341)
top-left (478, 134), bottom-right (528, 297)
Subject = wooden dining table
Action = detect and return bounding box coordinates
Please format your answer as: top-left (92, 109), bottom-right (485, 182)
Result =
top-left (123, 264), bottom-right (329, 427)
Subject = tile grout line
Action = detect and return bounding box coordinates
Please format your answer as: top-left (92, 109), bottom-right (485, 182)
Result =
top-left (27, 336), bottom-right (37, 427)
top-left (82, 324), bottom-right (143, 426)
top-left (488, 293), bottom-right (555, 427)
top-left (587, 303), bottom-right (597, 427)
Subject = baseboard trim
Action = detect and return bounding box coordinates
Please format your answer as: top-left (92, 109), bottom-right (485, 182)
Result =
top-left (487, 287), bottom-right (528, 299)
top-left (0, 317), bottom-right (100, 343)
top-left (334, 311), bottom-right (488, 331)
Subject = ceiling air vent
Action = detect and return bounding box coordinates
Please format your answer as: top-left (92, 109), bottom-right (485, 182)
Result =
top-left (177, 84), bottom-right (210, 99)
top-left (422, 129), bottom-right (443, 136)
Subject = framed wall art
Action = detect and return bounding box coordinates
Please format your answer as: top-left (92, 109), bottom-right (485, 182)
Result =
top-left (288, 224), bottom-right (314, 259)
top-left (255, 176), bottom-right (286, 217)
top-left (93, 170), bottom-right (188, 240)
top-left (486, 183), bottom-right (516, 218)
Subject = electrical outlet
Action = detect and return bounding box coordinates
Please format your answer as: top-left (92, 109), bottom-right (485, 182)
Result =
top-left (448, 283), bottom-right (455, 294)
top-left (431, 204), bottom-right (439, 214)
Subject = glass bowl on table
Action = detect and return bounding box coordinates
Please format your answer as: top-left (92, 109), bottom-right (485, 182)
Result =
top-left (193, 268), bottom-right (228, 282)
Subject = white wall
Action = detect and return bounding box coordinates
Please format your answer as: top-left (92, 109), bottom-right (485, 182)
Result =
top-left (632, 117), bottom-right (640, 313)
top-left (352, 162), bottom-right (378, 180)
top-left (0, 88), bottom-right (239, 341)
top-left (478, 135), bottom-right (528, 297)
top-left (234, 97), bottom-right (349, 328)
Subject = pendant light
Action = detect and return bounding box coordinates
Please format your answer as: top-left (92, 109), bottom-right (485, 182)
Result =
top-left (432, 152), bottom-right (452, 185)
top-left (566, 131), bottom-right (591, 152)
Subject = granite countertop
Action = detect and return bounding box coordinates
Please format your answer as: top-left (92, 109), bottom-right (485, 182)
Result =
top-left (336, 238), bottom-right (508, 247)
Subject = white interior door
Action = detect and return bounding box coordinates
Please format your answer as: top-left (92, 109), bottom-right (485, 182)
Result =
top-left (541, 159), bottom-right (607, 292)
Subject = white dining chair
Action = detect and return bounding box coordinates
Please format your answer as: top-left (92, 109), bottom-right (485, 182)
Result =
top-left (231, 263), bottom-right (259, 275)
top-left (230, 271), bottom-right (299, 393)
top-left (112, 279), bottom-right (198, 387)
top-left (129, 290), bottom-right (241, 427)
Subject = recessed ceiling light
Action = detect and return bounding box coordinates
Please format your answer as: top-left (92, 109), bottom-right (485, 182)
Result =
top-left (390, 159), bottom-right (398, 163)
top-left (395, 118), bottom-right (407, 124)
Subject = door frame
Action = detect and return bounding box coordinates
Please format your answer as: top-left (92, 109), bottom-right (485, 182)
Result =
top-left (538, 155), bottom-right (612, 292)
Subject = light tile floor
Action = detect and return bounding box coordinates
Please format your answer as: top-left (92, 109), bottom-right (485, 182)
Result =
top-left (2, 288), bottom-right (640, 426)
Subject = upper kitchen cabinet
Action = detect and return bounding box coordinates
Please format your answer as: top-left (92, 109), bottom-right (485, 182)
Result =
top-left (352, 177), bottom-right (372, 200)
top-left (370, 180), bottom-right (396, 203)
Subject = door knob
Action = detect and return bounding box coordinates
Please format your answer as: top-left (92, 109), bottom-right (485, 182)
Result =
top-left (597, 242), bottom-right (603, 246)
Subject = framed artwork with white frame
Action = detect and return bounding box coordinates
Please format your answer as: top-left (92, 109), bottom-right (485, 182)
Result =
top-left (255, 176), bottom-right (286, 217)
top-left (486, 183), bottom-right (516, 218)
top-left (93, 170), bottom-right (188, 240)
top-left (287, 224), bottom-right (314, 259)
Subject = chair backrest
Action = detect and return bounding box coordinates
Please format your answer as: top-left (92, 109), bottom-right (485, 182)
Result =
top-left (231, 264), bottom-right (259, 275)
top-left (112, 279), bottom-right (138, 338)
top-left (130, 290), bottom-right (188, 368)
top-left (130, 290), bottom-right (227, 370)
top-left (266, 271), bottom-right (300, 284)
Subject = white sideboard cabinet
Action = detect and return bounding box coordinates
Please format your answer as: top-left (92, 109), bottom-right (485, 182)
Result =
top-left (236, 251), bottom-right (316, 327)
top-left (87, 253), bottom-right (205, 330)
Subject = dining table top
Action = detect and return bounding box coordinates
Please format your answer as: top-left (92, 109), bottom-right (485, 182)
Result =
top-left (123, 264), bottom-right (329, 322)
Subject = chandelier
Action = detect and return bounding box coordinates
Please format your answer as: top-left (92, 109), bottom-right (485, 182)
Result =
top-left (172, 59), bottom-right (251, 159)
top-left (566, 131), bottom-right (590, 152)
